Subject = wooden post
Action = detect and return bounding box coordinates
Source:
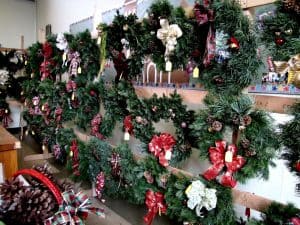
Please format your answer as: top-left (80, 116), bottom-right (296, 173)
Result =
top-left (20, 35), bottom-right (24, 50)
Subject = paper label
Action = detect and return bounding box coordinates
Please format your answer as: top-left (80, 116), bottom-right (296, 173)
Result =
top-left (166, 61), bottom-right (172, 72)
top-left (77, 66), bottom-right (82, 74)
top-left (97, 37), bottom-right (101, 45)
top-left (62, 52), bottom-right (67, 61)
top-left (193, 67), bottom-right (199, 78)
top-left (185, 184), bottom-right (192, 195)
top-left (165, 150), bottom-right (172, 160)
top-left (124, 132), bottom-right (130, 141)
top-left (225, 150), bottom-right (233, 163)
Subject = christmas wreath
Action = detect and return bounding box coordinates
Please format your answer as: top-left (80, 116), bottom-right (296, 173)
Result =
top-left (247, 202), bottom-right (300, 225)
top-left (280, 102), bottom-right (300, 194)
top-left (165, 175), bottom-right (235, 225)
top-left (127, 89), bottom-right (195, 165)
top-left (190, 94), bottom-right (280, 187)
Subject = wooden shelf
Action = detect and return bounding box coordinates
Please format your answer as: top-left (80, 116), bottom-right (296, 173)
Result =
top-left (0, 126), bottom-right (20, 179)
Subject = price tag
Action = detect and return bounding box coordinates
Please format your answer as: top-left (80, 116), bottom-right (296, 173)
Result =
top-left (62, 52), bottom-right (67, 62)
top-left (166, 61), bottom-right (172, 72)
top-left (193, 67), bottom-right (199, 78)
top-left (165, 150), bottom-right (172, 160)
top-left (77, 66), bottom-right (82, 74)
top-left (185, 184), bottom-right (192, 195)
top-left (124, 131), bottom-right (130, 141)
top-left (225, 150), bottom-right (233, 163)
top-left (97, 36), bottom-right (101, 45)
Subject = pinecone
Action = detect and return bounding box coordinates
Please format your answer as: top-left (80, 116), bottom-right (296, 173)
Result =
top-left (212, 121), bottom-right (223, 131)
top-left (232, 115), bottom-right (240, 125)
top-left (243, 115), bottom-right (252, 126)
top-left (241, 138), bottom-right (250, 149)
top-left (206, 115), bottom-right (215, 124)
top-left (0, 177), bottom-right (58, 225)
top-left (283, 0), bottom-right (296, 10)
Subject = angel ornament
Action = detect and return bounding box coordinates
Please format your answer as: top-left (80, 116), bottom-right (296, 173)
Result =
top-left (157, 18), bottom-right (183, 71)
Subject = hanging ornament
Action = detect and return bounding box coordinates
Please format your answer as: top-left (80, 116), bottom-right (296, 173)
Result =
top-left (227, 36), bottom-right (240, 51)
top-left (285, 28), bottom-right (293, 35)
top-left (283, 0), bottom-right (300, 14)
top-left (157, 18), bottom-right (183, 71)
top-left (295, 161), bottom-right (300, 172)
top-left (275, 36), bottom-right (286, 46)
top-left (211, 120), bottom-right (222, 132)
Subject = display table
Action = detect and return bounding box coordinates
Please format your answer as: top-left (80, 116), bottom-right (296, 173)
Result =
top-left (0, 125), bottom-right (20, 179)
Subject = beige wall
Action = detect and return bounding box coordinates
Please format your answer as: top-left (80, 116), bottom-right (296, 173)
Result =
top-left (36, 0), bottom-right (124, 36)
top-left (0, 0), bottom-right (36, 48)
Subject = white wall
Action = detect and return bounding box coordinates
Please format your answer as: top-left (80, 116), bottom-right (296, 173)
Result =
top-left (0, 0), bottom-right (36, 48)
top-left (36, 0), bottom-right (124, 35)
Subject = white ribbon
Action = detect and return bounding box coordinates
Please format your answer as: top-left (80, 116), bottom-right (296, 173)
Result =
top-left (185, 180), bottom-right (217, 217)
top-left (157, 18), bottom-right (182, 62)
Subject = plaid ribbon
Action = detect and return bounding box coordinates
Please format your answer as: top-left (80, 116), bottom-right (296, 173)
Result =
top-left (44, 190), bottom-right (105, 225)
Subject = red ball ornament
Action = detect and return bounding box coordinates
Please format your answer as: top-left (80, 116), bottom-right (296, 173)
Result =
top-left (275, 37), bottom-right (285, 46)
top-left (295, 161), bottom-right (300, 172)
top-left (89, 90), bottom-right (97, 97)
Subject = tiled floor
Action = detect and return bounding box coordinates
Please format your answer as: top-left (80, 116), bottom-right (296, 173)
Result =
top-left (11, 129), bottom-right (174, 225)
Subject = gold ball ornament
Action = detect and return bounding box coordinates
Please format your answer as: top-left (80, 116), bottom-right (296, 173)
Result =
top-left (293, 71), bottom-right (300, 88)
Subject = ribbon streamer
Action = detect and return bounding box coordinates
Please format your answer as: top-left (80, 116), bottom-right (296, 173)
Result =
top-left (70, 139), bottom-right (80, 176)
top-left (124, 115), bottom-right (134, 135)
top-left (203, 141), bottom-right (246, 188)
top-left (143, 190), bottom-right (167, 225)
top-left (148, 133), bottom-right (176, 167)
top-left (44, 190), bottom-right (105, 225)
top-left (0, 109), bottom-right (13, 128)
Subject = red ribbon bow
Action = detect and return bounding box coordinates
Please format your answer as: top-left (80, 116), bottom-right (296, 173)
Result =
top-left (55, 106), bottom-right (63, 125)
top-left (90, 114), bottom-right (104, 140)
top-left (70, 139), bottom-right (80, 176)
top-left (148, 133), bottom-right (176, 167)
top-left (143, 190), bottom-right (167, 225)
top-left (124, 115), bottom-right (134, 135)
top-left (203, 141), bottom-right (246, 188)
top-left (66, 80), bottom-right (77, 92)
top-left (291, 217), bottom-right (300, 225)
top-left (0, 109), bottom-right (12, 128)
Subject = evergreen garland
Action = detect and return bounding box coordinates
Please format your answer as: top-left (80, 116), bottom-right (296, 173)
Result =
top-left (280, 102), bottom-right (300, 193)
top-left (258, 0), bottom-right (300, 61)
top-left (247, 202), bottom-right (299, 225)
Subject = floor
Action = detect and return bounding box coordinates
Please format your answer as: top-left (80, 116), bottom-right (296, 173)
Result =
top-left (10, 128), bottom-right (173, 225)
